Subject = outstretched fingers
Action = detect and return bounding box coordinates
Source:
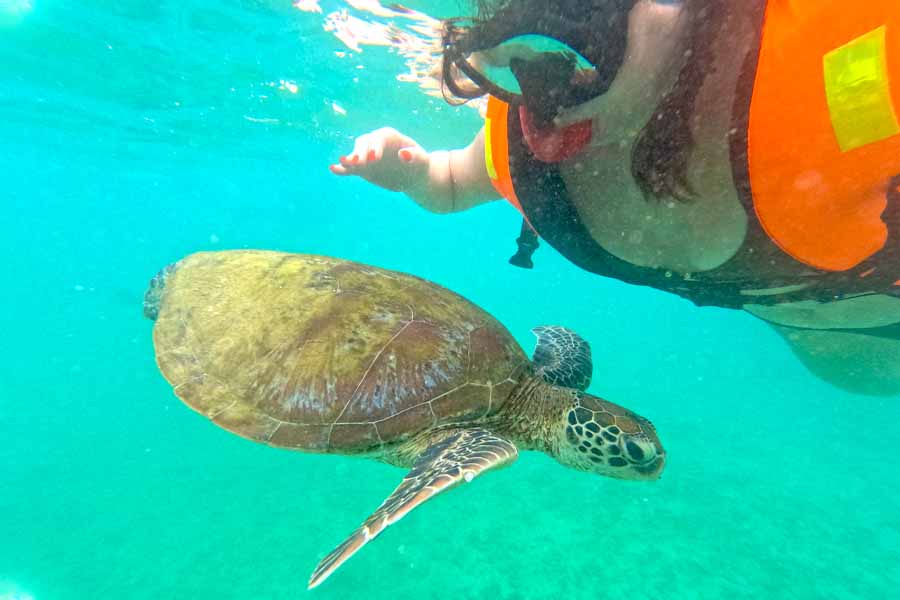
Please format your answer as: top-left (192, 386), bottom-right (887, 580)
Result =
top-left (329, 127), bottom-right (421, 173)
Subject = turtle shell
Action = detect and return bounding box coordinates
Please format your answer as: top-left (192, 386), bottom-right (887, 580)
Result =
top-left (147, 250), bottom-right (528, 453)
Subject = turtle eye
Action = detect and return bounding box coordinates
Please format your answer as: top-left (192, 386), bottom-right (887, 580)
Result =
top-left (624, 438), bottom-right (656, 464)
top-left (625, 440), bottom-right (645, 462)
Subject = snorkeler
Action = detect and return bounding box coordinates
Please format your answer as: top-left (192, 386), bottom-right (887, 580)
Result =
top-left (329, 0), bottom-right (900, 396)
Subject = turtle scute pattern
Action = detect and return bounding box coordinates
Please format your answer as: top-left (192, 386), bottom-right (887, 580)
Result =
top-left (151, 251), bottom-right (528, 453)
top-left (531, 325), bottom-right (592, 390)
top-left (563, 394), bottom-right (662, 474)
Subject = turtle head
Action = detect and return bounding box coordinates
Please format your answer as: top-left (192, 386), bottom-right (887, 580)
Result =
top-left (554, 392), bottom-right (665, 481)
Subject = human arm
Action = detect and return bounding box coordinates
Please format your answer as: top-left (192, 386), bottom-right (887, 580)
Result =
top-left (329, 126), bottom-right (499, 214)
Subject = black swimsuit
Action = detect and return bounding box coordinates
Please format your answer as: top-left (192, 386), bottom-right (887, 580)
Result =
top-left (501, 22), bottom-right (900, 337)
top-left (506, 106), bottom-right (900, 311)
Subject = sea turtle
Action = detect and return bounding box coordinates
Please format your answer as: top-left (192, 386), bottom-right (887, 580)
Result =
top-left (144, 250), bottom-right (665, 589)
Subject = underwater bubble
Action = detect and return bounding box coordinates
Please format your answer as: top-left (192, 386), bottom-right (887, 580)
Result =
top-left (277, 80), bottom-right (301, 95)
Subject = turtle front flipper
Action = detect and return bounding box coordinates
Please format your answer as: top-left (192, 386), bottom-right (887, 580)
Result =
top-left (308, 429), bottom-right (518, 589)
top-left (531, 325), bottom-right (593, 391)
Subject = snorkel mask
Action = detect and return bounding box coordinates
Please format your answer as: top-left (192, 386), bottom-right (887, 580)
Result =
top-left (442, 0), bottom-right (636, 129)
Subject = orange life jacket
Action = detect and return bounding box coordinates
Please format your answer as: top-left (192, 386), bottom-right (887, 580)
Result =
top-left (484, 0), bottom-right (900, 306)
top-left (749, 0), bottom-right (900, 274)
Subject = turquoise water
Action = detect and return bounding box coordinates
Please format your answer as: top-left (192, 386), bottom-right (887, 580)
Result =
top-left (2, 2), bottom-right (899, 599)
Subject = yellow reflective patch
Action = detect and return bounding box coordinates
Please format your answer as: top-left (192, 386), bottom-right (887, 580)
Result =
top-left (824, 26), bottom-right (900, 152)
top-left (484, 117), bottom-right (498, 180)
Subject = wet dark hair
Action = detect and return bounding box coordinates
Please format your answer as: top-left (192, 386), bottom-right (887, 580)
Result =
top-left (469, 0), bottom-right (504, 19)
top-left (630, 0), bottom-right (728, 200)
top-left (460, 0), bottom-right (730, 202)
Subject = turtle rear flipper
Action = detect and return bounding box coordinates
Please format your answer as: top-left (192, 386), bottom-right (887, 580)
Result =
top-left (308, 429), bottom-right (518, 589)
top-left (143, 261), bottom-right (180, 321)
top-left (531, 325), bottom-right (593, 391)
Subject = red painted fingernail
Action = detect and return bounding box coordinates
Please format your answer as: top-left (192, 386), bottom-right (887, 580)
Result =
top-left (339, 155), bottom-right (347, 162)
top-left (351, 155), bottom-right (359, 164)
top-left (399, 149), bottom-right (412, 162)
top-left (367, 150), bottom-right (376, 161)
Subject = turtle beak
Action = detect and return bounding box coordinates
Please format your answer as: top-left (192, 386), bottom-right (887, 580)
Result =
top-left (633, 453), bottom-right (665, 480)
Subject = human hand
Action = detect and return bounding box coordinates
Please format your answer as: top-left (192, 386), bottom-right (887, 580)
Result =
top-left (553, 95), bottom-right (607, 129)
top-left (329, 127), bottom-right (430, 192)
